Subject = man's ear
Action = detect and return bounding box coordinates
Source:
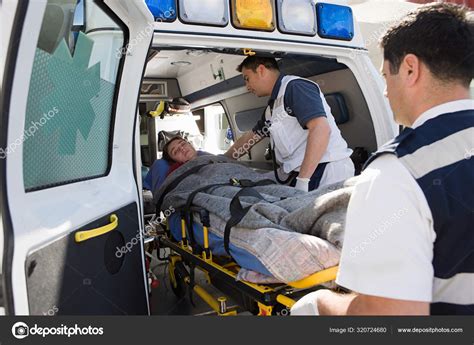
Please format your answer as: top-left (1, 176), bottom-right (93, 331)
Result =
top-left (402, 54), bottom-right (420, 86)
top-left (256, 64), bottom-right (266, 77)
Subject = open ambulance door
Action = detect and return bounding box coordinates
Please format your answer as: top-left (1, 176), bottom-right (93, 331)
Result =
top-left (0, 0), bottom-right (153, 315)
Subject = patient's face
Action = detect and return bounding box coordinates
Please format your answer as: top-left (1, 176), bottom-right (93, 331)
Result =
top-left (167, 139), bottom-right (197, 163)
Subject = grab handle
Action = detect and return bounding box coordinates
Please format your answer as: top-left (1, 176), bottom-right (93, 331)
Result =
top-left (75, 214), bottom-right (118, 243)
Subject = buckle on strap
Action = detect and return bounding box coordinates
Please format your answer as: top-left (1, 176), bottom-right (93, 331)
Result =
top-left (230, 178), bottom-right (276, 188)
top-left (229, 178), bottom-right (254, 187)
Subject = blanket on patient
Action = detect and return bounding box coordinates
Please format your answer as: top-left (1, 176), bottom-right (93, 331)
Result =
top-left (154, 155), bottom-right (358, 283)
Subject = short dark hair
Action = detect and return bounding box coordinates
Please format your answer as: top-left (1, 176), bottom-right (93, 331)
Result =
top-left (237, 56), bottom-right (280, 73)
top-left (162, 136), bottom-right (185, 163)
top-left (380, 3), bottom-right (473, 87)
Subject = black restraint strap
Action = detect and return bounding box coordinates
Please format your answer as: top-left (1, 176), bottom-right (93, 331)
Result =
top-left (223, 187), bottom-right (267, 256)
top-left (181, 178), bottom-right (277, 254)
top-left (230, 178), bottom-right (276, 188)
top-left (184, 182), bottom-right (230, 251)
top-left (182, 178), bottom-right (275, 250)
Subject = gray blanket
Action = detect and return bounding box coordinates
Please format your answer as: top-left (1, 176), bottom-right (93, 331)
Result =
top-left (154, 155), bottom-right (358, 283)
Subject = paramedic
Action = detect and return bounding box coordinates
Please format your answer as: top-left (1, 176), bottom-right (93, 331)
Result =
top-left (224, 57), bottom-right (354, 192)
top-left (291, 3), bottom-right (474, 315)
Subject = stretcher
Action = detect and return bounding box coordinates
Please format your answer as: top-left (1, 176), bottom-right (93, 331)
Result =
top-left (154, 206), bottom-right (339, 316)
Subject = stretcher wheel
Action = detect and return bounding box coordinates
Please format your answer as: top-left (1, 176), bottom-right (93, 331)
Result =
top-left (170, 266), bottom-right (186, 298)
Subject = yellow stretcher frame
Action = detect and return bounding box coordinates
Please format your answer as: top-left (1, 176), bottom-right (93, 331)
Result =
top-left (159, 215), bottom-right (339, 315)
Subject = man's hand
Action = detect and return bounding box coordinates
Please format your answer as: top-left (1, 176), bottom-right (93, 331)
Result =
top-left (294, 177), bottom-right (310, 192)
top-left (291, 289), bottom-right (430, 315)
top-left (290, 290), bottom-right (322, 315)
top-left (224, 131), bottom-right (262, 160)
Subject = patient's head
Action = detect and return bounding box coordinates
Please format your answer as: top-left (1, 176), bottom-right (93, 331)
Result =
top-left (163, 137), bottom-right (197, 163)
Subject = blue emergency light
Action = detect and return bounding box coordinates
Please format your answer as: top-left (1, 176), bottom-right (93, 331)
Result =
top-left (316, 3), bottom-right (354, 41)
top-left (145, 0), bottom-right (177, 22)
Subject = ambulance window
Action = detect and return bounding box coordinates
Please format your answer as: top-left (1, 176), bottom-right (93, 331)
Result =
top-left (23, 0), bottom-right (125, 191)
top-left (200, 104), bottom-right (233, 154)
top-left (235, 107), bottom-right (266, 132)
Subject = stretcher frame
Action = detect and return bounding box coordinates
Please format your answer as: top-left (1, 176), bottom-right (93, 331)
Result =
top-left (155, 207), bottom-right (339, 316)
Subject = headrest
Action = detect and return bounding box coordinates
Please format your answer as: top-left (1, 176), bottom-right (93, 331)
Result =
top-left (325, 92), bottom-right (349, 125)
top-left (157, 130), bottom-right (189, 151)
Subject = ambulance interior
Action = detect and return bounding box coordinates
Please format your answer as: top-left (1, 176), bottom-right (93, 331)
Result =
top-left (139, 47), bottom-right (379, 197)
top-left (139, 47), bottom-right (384, 314)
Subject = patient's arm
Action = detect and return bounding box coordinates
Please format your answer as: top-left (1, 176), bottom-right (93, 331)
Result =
top-left (317, 290), bottom-right (430, 315)
top-left (224, 130), bottom-right (263, 159)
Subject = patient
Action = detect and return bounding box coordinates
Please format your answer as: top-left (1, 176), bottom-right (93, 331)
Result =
top-left (163, 136), bottom-right (197, 162)
top-left (162, 136), bottom-right (211, 175)
top-left (143, 136), bottom-right (210, 191)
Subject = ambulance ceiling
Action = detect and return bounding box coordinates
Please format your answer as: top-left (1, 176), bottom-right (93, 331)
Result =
top-left (145, 49), bottom-right (244, 80)
top-left (144, 49), bottom-right (346, 99)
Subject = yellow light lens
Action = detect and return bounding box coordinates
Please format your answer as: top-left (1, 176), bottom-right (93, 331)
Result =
top-left (232, 0), bottom-right (275, 31)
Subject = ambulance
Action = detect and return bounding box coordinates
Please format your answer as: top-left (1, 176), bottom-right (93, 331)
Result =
top-left (0, 0), bottom-right (397, 315)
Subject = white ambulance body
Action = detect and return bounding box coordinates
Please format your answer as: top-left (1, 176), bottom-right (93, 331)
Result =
top-left (0, 0), bottom-right (396, 315)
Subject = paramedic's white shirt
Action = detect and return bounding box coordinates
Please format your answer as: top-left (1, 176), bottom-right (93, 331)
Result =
top-left (336, 99), bottom-right (474, 302)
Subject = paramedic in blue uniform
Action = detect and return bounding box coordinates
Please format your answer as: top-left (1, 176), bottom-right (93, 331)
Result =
top-left (291, 3), bottom-right (474, 315)
top-left (224, 57), bottom-right (354, 192)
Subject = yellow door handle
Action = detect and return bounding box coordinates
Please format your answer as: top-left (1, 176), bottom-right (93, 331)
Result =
top-left (75, 214), bottom-right (118, 243)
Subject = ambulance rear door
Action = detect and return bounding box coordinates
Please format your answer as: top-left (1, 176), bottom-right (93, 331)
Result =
top-left (0, 0), bottom-right (153, 315)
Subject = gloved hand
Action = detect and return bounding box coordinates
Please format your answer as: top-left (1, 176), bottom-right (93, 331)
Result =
top-left (290, 290), bottom-right (321, 315)
top-left (294, 177), bottom-right (310, 192)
